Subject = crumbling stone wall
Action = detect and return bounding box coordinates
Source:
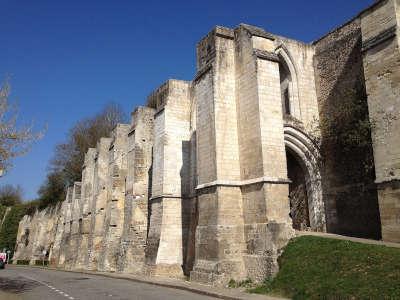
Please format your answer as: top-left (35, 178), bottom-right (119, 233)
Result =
top-left (361, 0), bottom-right (400, 242)
top-left (13, 0), bottom-right (399, 285)
top-left (313, 17), bottom-right (382, 239)
top-left (14, 204), bottom-right (61, 265)
top-left (145, 80), bottom-right (193, 278)
top-left (120, 107), bottom-right (154, 274)
top-left (76, 148), bottom-right (97, 269)
top-left (49, 188), bottom-right (72, 266)
top-left (65, 182), bottom-right (81, 269)
top-left (88, 137), bottom-right (112, 270)
top-left (101, 124), bottom-right (129, 272)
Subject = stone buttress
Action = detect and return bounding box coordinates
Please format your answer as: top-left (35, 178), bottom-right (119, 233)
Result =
top-left (66, 182), bottom-right (82, 270)
top-left (75, 148), bottom-right (97, 269)
top-left (88, 137), bottom-right (112, 270)
top-left (120, 106), bottom-right (155, 273)
top-left (234, 25), bottom-right (295, 281)
top-left (100, 124), bottom-right (130, 272)
top-left (49, 188), bottom-right (73, 266)
top-left (56, 186), bottom-right (73, 267)
top-left (145, 80), bottom-right (192, 278)
top-left (361, 0), bottom-right (400, 242)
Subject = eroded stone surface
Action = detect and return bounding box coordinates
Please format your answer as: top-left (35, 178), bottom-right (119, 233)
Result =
top-left (13, 0), bottom-right (400, 286)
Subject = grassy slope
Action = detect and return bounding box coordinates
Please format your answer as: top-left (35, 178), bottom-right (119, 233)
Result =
top-left (250, 236), bottom-right (400, 299)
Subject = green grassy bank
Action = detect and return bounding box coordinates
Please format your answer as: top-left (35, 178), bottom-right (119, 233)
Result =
top-left (249, 236), bottom-right (400, 299)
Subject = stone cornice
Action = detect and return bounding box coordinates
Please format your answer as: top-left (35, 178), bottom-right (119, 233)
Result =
top-left (128, 128), bottom-right (135, 137)
top-left (150, 194), bottom-right (182, 201)
top-left (215, 31), bottom-right (234, 40)
top-left (196, 176), bottom-right (291, 190)
top-left (362, 25), bottom-right (397, 52)
top-left (253, 49), bottom-right (280, 62)
top-left (194, 62), bottom-right (213, 83)
top-left (239, 24), bottom-right (275, 40)
top-left (154, 107), bottom-right (165, 118)
top-left (213, 26), bottom-right (235, 40)
top-left (375, 178), bottom-right (400, 187)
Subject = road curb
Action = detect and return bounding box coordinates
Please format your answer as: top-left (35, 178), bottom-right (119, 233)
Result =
top-left (12, 265), bottom-right (282, 300)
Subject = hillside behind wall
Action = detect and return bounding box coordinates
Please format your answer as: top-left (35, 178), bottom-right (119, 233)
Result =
top-left (313, 17), bottom-right (381, 239)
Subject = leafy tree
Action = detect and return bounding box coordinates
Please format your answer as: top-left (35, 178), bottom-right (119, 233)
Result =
top-left (0, 80), bottom-right (44, 174)
top-left (50, 103), bottom-right (126, 185)
top-left (0, 184), bottom-right (22, 206)
top-left (36, 103), bottom-right (127, 207)
top-left (37, 172), bottom-right (66, 208)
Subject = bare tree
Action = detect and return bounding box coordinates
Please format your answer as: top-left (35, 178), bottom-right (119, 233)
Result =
top-left (0, 184), bottom-right (22, 206)
top-left (0, 80), bottom-right (44, 174)
top-left (50, 103), bottom-right (126, 184)
top-left (33, 103), bottom-right (127, 207)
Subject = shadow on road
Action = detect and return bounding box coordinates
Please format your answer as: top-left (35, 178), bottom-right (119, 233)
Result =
top-left (0, 276), bottom-right (39, 293)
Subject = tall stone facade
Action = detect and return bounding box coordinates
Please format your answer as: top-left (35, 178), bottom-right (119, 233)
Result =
top-left (13, 0), bottom-right (400, 285)
top-left (361, 0), bottom-right (400, 242)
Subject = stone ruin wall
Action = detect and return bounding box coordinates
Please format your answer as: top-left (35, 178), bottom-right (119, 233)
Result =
top-left (313, 14), bottom-right (382, 239)
top-left (312, 0), bottom-right (400, 241)
top-left (12, 0), bottom-right (400, 285)
top-left (361, 0), bottom-right (400, 242)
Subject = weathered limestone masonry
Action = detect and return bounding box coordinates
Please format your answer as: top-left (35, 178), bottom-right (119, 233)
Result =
top-left (313, 11), bottom-right (382, 239)
top-left (76, 148), bottom-right (97, 269)
top-left (14, 204), bottom-right (61, 265)
top-left (361, 0), bottom-right (400, 242)
top-left (101, 124), bottom-right (130, 272)
top-left (145, 80), bottom-right (193, 278)
top-left (66, 182), bottom-right (82, 269)
top-left (120, 107), bottom-right (155, 274)
top-left (13, 0), bottom-right (400, 285)
top-left (49, 188), bottom-right (72, 266)
top-left (88, 137), bottom-right (112, 270)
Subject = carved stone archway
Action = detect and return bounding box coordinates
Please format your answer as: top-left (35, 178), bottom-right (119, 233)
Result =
top-left (284, 124), bottom-right (326, 232)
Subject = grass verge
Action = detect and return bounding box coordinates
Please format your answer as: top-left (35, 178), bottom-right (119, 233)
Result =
top-left (249, 236), bottom-right (400, 299)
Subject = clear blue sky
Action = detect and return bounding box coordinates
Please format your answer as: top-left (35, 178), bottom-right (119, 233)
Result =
top-left (1, 0), bottom-right (373, 201)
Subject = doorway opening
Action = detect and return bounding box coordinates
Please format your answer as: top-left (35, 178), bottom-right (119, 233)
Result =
top-left (286, 148), bottom-right (310, 230)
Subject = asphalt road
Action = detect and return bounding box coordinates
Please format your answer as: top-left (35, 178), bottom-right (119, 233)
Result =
top-left (0, 265), bottom-right (217, 300)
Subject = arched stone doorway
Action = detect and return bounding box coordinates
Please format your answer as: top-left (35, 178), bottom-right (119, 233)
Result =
top-left (287, 148), bottom-right (310, 230)
top-left (284, 125), bottom-right (326, 232)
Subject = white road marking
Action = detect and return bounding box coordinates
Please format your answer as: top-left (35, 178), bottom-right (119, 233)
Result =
top-left (20, 274), bottom-right (77, 299)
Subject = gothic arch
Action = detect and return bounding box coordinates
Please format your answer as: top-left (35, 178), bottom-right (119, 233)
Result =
top-left (275, 45), bottom-right (301, 120)
top-left (284, 124), bottom-right (326, 232)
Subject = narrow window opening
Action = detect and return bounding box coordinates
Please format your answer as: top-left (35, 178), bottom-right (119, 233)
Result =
top-left (284, 88), bottom-right (290, 115)
top-left (279, 59), bottom-right (292, 117)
